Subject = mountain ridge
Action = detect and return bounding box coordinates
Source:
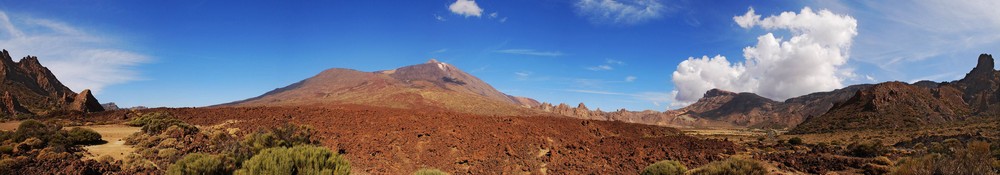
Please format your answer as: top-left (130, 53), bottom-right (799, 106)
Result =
top-left (220, 59), bottom-right (541, 116)
top-left (0, 49), bottom-right (104, 115)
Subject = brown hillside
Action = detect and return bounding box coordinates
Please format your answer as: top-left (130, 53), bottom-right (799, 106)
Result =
top-left (790, 82), bottom-right (971, 134)
top-left (220, 59), bottom-right (541, 116)
top-left (0, 49), bottom-right (103, 115)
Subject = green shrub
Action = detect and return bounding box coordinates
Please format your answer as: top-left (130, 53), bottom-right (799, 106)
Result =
top-left (235, 145), bottom-right (350, 175)
top-left (688, 158), bottom-right (766, 175)
top-left (242, 124), bottom-right (318, 153)
top-left (0, 145), bottom-right (12, 154)
top-left (127, 112), bottom-right (198, 135)
top-left (167, 153), bottom-right (227, 175)
top-left (66, 127), bottom-right (103, 145)
top-left (848, 141), bottom-right (887, 158)
top-left (414, 168), bottom-right (449, 175)
top-left (14, 120), bottom-right (57, 142)
top-left (158, 148), bottom-right (179, 159)
top-left (126, 112), bottom-right (172, 126)
top-left (640, 160), bottom-right (687, 175)
top-left (788, 137), bottom-right (803, 145)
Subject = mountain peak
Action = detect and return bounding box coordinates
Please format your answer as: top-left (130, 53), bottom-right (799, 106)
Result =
top-left (704, 89), bottom-right (736, 98)
top-left (427, 58), bottom-right (439, 64)
top-left (975, 53), bottom-right (994, 72)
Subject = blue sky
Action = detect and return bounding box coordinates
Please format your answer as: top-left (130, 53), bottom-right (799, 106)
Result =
top-left (0, 1), bottom-right (998, 111)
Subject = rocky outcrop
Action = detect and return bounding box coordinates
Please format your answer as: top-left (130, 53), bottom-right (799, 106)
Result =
top-left (101, 102), bottom-right (120, 111)
top-left (69, 89), bottom-right (104, 112)
top-left (791, 54), bottom-right (1000, 134)
top-left (0, 91), bottom-right (30, 115)
top-left (0, 49), bottom-right (105, 115)
top-left (790, 82), bottom-right (970, 134)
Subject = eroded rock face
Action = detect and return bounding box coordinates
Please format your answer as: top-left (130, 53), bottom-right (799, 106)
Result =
top-left (0, 49), bottom-right (106, 115)
top-left (69, 89), bottom-right (104, 112)
top-left (0, 91), bottom-right (30, 115)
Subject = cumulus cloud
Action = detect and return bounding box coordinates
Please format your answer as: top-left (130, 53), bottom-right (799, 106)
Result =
top-left (449, 0), bottom-right (483, 17)
top-left (0, 10), bottom-right (149, 94)
top-left (671, 7), bottom-right (857, 104)
top-left (574, 0), bottom-right (665, 25)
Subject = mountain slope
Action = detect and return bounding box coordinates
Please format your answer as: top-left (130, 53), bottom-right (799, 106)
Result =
top-left (0, 49), bottom-right (104, 115)
top-left (221, 59), bottom-right (541, 116)
top-left (790, 54), bottom-right (1000, 134)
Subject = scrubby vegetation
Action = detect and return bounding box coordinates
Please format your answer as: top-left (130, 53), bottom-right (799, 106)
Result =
top-left (167, 153), bottom-right (229, 175)
top-left (235, 145), bottom-right (350, 175)
top-left (119, 112), bottom-right (348, 175)
top-left (0, 120), bottom-right (120, 174)
top-left (413, 168), bottom-right (449, 175)
top-left (688, 157), bottom-right (767, 175)
top-left (640, 160), bottom-right (687, 175)
top-left (891, 140), bottom-right (998, 174)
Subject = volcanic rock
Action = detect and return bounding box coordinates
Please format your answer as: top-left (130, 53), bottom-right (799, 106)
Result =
top-left (221, 59), bottom-right (541, 116)
top-left (0, 49), bottom-right (105, 115)
top-left (0, 91), bottom-right (30, 115)
top-left (790, 82), bottom-right (970, 134)
top-left (68, 89), bottom-right (104, 112)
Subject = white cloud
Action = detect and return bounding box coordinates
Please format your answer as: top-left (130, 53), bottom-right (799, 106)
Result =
top-left (430, 48), bottom-right (448, 54)
top-left (587, 65), bottom-right (613, 71)
top-left (865, 75), bottom-right (876, 82)
top-left (575, 0), bottom-right (665, 25)
top-left (434, 14), bottom-right (447, 21)
top-left (0, 10), bottom-right (149, 94)
top-left (606, 59), bottom-right (625, 65)
top-left (815, 1), bottom-right (1000, 81)
top-left (449, 0), bottom-right (483, 17)
top-left (671, 7), bottom-right (857, 104)
top-left (587, 59), bottom-right (626, 71)
top-left (514, 71), bottom-right (533, 80)
top-left (500, 17), bottom-right (508, 23)
top-left (625, 76), bottom-right (637, 82)
top-left (495, 49), bottom-right (564, 57)
top-left (489, 12), bottom-right (498, 18)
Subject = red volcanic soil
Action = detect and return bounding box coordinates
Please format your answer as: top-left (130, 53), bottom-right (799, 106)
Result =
top-left (98, 105), bottom-right (738, 174)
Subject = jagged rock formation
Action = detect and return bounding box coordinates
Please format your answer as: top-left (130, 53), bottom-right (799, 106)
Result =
top-left (0, 49), bottom-right (104, 115)
top-left (101, 102), bottom-right (120, 111)
top-left (790, 82), bottom-right (970, 134)
top-left (791, 53), bottom-right (999, 134)
top-left (535, 86), bottom-right (869, 129)
top-left (68, 89), bottom-right (105, 112)
top-left (221, 59), bottom-right (541, 116)
top-left (0, 91), bottom-right (29, 115)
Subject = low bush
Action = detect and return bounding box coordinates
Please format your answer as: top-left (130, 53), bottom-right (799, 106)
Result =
top-left (848, 141), bottom-right (887, 158)
top-left (167, 153), bottom-right (227, 175)
top-left (126, 112), bottom-right (198, 135)
top-left (788, 137), bottom-right (803, 145)
top-left (414, 168), bottom-right (449, 175)
top-left (688, 158), bottom-right (766, 175)
top-left (66, 127), bottom-right (103, 145)
top-left (235, 145), bottom-right (350, 175)
top-left (640, 160), bottom-right (687, 175)
top-left (242, 124), bottom-right (318, 154)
